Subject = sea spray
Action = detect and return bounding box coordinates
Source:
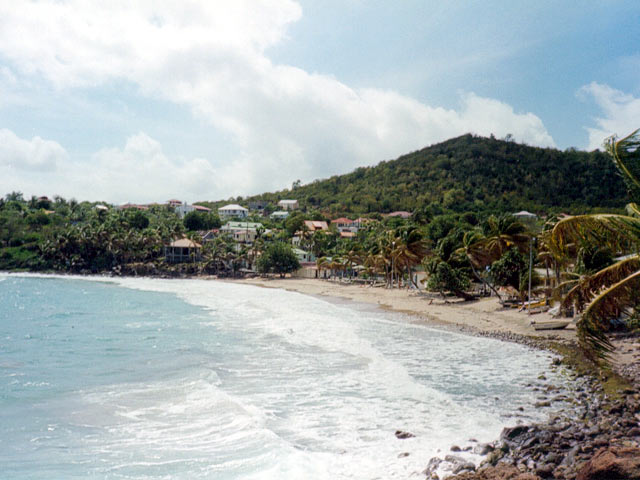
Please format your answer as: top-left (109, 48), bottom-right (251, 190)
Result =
top-left (0, 274), bottom-right (563, 479)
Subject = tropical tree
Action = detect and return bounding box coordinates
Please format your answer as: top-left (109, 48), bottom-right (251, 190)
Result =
top-left (550, 128), bottom-right (640, 360)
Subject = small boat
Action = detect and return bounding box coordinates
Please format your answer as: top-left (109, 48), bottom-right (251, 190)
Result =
top-left (531, 320), bottom-right (570, 331)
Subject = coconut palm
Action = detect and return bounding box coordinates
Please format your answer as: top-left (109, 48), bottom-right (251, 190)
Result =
top-left (550, 128), bottom-right (640, 360)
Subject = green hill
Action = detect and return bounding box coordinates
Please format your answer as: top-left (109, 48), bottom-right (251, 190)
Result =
top-left (226, 134), bottom-right (627, 216)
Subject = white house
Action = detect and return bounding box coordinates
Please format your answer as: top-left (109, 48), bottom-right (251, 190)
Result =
top-left (293, 248), bottom-right (315, 264)
top-left (220, 221), bottom-right (264, 244)
top-left (270, 210), bottom-right (289, 220)
top-left (218, 204), bottom-right (248, 219)
top-left (277, 199), bottom-right (299, 211)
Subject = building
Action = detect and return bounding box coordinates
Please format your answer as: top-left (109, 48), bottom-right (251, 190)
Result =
top-left (277, 199), bottom-right (299, 211)
top-left (513, 210), bottom-right (537, 219)
top-left (119, 203), bottom-right (149, 211)
top-left (164, 238), bottom-right (202, 263)
top-left (270, 210), bottom-right (289, 220)
top-left (218, 204), bottom-right (249, 219)
top-left (385, 211), bottom-right (411, 219)
top-left (293, 248), bottom-right (315, 263)
top-left (303, 220), bottom-right (329, 232)
top-left (331, 217), bottom-right (356, 233)
top-left (166, 199), bottom-right (183, 208)
top-left (249, 201), bottom-right (267, 211)
top-left (220, 221), bottom-right (264, 244)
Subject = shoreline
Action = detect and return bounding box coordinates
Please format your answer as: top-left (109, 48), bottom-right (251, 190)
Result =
top-left (229, 276), bottom-right (640, 479)
top-left (5, 271), bottom-right (640, 479)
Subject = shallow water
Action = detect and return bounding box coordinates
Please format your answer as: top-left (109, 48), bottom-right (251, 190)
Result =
top-left (0, 275), bottom-right (560, 479)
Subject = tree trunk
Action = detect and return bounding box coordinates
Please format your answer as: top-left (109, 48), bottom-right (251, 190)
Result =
top-left (469, 258), bottom-right (502, 300)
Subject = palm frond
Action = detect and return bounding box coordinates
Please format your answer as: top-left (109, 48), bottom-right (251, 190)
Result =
top-left (605, 128), bottom-right (640, 195)
top-left (626, 202), bottom-right (640, 218)
top-left (578, 269), bottom-right (640, 361)
top-left (561, 254), bottom-right (640, 311)
top-left (550, 214), bottom-right (640, 257)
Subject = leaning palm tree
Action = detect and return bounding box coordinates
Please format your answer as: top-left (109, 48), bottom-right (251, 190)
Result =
top-left (550, 128), bottom-right (640, 361)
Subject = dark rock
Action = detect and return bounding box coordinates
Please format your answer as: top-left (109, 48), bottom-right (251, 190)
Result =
top-left (451, 445), bottom-right (462, 452)
top-left (398, 452), bottom-right (410, 458)
top-left (394, 430), bottom-right (415, 439)
top-left (577, 446), bottom-right (640, 480)
top-left (474, 443), bottom-right (495, 455)
top-left (535, 463), bottom-right (555, 478)
top-left (535, 401), bottom-right (551, 408)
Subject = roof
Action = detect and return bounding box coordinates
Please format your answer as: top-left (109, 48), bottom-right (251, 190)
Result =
top-left (513, 210), bottom-right (537, 217)
top-left (293, 248), bottom-right (310, 255)
top-left (193, 205), bottom-right (211, 212)
top-left (278, 199), bottom-right (298, 204)
top-left (218, 204), bottom-right (248, 211)
top-left (221, 221), bottom-right (263, 230)
top-left (304, 220), bottom-right (329, 231)
top-left (386, 211), bottom-right (411, 218)
top-left (340, 231), bottom-right (356, 238)
top-left (331, 217), bottom-right (353, 224)
top-left (169, 238), bottom-right (202, 248)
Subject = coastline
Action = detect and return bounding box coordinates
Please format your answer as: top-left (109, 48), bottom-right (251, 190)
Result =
top-left (4, 271), bottom-right (640, 478)
top-left (230, 276), bottom-right (640, 480)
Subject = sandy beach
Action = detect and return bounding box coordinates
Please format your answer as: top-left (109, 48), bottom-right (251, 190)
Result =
top-left (233, 277), bottom-right (640, 375)
top-left (235, 277), bottom-right (576, 340)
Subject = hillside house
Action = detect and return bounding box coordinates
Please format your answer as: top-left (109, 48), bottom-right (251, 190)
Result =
top-left (220, 222), bottom-right (264, 244)
top-left (218, 204), bottom-right (249, 219)
top-left (270, 210), bottom-right (289, 220)
top-left (277, 199), bottom-right (299, 211)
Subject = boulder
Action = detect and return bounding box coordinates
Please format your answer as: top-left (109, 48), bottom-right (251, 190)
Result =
top-left (577, 446), bottom-right (640, 480)
top-left (446, 464), bottom-right (542, 479)
top-left (394, 430), bottom-right (415, 439)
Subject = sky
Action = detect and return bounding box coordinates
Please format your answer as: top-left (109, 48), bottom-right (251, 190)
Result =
top-left (0, 0), bottom-right (639, 204)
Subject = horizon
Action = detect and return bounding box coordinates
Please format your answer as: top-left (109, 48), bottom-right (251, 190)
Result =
top-left (0, 1), bottom-right (638, 203)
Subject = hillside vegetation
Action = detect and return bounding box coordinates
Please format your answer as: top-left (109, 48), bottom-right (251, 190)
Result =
top-left (232, 134), bottom-right (625, 216)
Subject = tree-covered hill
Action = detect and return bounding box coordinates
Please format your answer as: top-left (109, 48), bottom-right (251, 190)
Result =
top-left (232, 134), bottom-right (626, 216)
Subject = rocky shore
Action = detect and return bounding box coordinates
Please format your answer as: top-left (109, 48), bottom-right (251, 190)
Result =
top-left (421, 331), bottom-right (640, 480)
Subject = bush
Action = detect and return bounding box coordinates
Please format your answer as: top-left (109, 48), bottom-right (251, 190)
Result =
top-left (257, 242), bottom-right (300, 277)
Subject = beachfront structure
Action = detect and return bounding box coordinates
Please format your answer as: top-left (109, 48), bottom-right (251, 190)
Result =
top-left (164, 238), bottom-right (202, 263)
top-left (220, 222), bottom-right (263, 244)
top-left (293, 248), bottom-right (315, 264)
top-left (270, 210), bottom-right (289, 220)
top-left (277, 199), bottom-right (298, 210)
top-left (218, 204), bottom-right (248, 219)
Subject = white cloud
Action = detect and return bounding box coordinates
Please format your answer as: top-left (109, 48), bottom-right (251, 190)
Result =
top-left (0, 128), bottom-right (67, 171)
top-left (0, 130), bottom-right (229, 203)
top-left (0, 1), bottom-right (556, 199)
top-left (579, 82), bottom-right (640, 150)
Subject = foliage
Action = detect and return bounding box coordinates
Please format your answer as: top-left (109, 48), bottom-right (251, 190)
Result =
top-left (490, 248), bottom-right (527, 290)
top-left (423, 257), bottom-right (471, 299)
top-left (239, 134), bottom-right (626, 216)
top-left (256, 242), bottom-right (300, 276)
top-left (551, 128), bottom-right (640, 361)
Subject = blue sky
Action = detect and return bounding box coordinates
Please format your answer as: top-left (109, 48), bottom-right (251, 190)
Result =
top-left (0, 1), bottom-right (638, 203)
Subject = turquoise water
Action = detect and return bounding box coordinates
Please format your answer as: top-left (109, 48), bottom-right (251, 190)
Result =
top-left (0, 275), bottom-right (559, 479)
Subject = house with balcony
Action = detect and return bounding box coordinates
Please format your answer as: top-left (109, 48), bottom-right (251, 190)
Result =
top-left (218, 204), bottom-right (249, 219)
top-left (164, 238), bottom-right (202, 263)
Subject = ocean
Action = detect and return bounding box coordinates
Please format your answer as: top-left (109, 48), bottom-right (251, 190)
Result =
top-left (0, 274), bottom-right (561, 479)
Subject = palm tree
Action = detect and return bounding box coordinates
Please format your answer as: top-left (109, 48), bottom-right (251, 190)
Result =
top-left (550, 128), bottom-right (640, 361)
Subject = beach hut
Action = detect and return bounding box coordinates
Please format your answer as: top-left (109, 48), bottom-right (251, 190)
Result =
top-left (164, 238), bottom-right (202, 263)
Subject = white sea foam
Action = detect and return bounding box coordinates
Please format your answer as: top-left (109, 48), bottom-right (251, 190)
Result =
top-left (2, 274), bottom-right (563, 479)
